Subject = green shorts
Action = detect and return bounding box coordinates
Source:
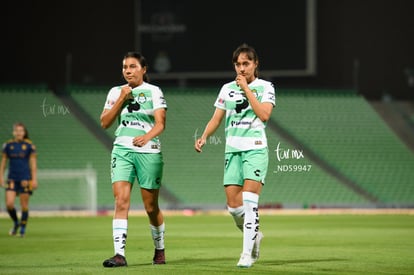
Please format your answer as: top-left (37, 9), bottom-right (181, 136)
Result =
top-left (111, 147), bottom-right (163, 189)
top-left (223, 148), bottom-right (268, 186)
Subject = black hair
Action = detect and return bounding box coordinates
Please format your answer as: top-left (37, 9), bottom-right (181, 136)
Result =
top-left (123, 52), bottom-right (150, 82)
top-left (232, 43), bottom-right (259, 77)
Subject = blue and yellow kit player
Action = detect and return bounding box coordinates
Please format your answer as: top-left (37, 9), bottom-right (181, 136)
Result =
top-left (0, 122), bottom-right (37, 237)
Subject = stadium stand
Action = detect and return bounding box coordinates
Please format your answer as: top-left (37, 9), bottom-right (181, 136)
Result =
top-left (271, 89), bottom-right (414, 206)
top-left (1, 85), bottom-right (413, 211)
top-left (0, 85), bottom-right (114, 210)
top-left (70, 86), bottom-right (407, 208)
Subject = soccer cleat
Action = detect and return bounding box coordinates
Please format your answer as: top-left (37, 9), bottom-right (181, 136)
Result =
top-left (102, 254), bottom-right (127, 267)
top-left (237, 253), bottom-right (253, 268)
top-left (9, 224), bottom-right (19, 236)
top-left (152, 249), bottom-right (166, 264)
top-left (252, 231), bottom-right (264, 262)
top-left (19, 225), bottom-right (26, 237)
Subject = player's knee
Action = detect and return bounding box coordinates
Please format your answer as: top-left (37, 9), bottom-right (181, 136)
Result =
top-left (114, 195), bottom-right (130, 210)
top-left (144, 203), bottom-right (159, 217)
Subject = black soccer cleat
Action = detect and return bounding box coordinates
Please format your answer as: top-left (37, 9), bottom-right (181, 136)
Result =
top-left (9, 223), bottom-right (19, 236)
top-left (152, 249), bottom-right (166, 264)
top-left (102, 254), bottom-right (127, 267)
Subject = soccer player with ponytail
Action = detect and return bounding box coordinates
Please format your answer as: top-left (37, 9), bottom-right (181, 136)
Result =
top-left (0, 122), bottom-right (38, 237)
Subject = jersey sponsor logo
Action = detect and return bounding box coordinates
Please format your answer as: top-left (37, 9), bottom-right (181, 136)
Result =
top-left (121, 120), bottom-right (145, 129)
top-left (267, 92), bottom-right (275, 101)
top-left (127, 100), bottom-right (140, 112)
top-left (235, 98), bottom-right (248, 113)
top-left (160, 96), bottom-right (166, 105)
top-left (230, 120), bottom-right (251, 127)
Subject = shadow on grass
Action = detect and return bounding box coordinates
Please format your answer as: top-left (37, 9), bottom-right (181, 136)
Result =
top-left (127, 257), bottom-right (237, 267)
top-left (127, 257), bottom-right (347, 267)
top-left (260, 258), bottom-right (348, 266)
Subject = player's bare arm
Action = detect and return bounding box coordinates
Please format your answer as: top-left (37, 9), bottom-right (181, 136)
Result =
top-left (30, 153), bottom-right (38, 189)
top-left (195, 108), bottom-right (225, 153)
top-left (0, 153), bottom-right (7, 187)
top-left (236, 74), bottom-right (273, 122)
top-left (133, 108), bottom-right (166, 147)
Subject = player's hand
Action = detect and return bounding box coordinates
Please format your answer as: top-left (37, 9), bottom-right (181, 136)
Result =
top-left (31, 179), bottom-right (38, 190)
top-left (21, 180), bottom-right (29, 188)
top-left (133, 135), bottom-right (148, 147)
top-left (236, 74), bottom-right (248, 91)
top-left (195, 138), bottom-right (206, 153)
top-left (120, 85), bottom-right (134, 101)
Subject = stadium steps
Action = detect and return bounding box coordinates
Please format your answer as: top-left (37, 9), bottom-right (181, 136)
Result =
top-left (369, 100), bottom-right (414, 153)
top-left (271, 89), bottom-right (414, 206)
top-left (0, 85), bottom-right (112, 210)
top-left (68, 87), bottom-right (372, 208)
top-left (54, 89), bottom-right (113, 150)
top-left (17, 85), bottom-right (413, 208)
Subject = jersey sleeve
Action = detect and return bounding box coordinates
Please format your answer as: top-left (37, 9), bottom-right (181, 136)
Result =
top-left (261, 82), bottom-right (276, 106)
top-left (103, 87), bottom-right (121, 110)
top-left (152, 87), bottom-right (168, 110)
top-left (30, 143), bottom-right (37, 154)
top-left (214, 85), bottom-right (227, 110)
top-left (2, 142), bottom-right (6, 153)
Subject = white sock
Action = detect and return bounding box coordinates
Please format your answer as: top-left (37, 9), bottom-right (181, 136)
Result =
top-left (150, 223), bottom-right (165, 250)
top-left (113, 219), bottom-right (128, 257)
top-left (227, 205), bottom-right (244, 231)
top-left (242, 192), bottom-right (259, 255)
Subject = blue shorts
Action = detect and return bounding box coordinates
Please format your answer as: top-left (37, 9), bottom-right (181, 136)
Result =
top-left (6, 180), bottom-right (33, 195)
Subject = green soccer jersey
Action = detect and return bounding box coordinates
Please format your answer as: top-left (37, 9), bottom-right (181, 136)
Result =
top-left (104, 82), bottom-right (167, 153)
top-left (214, 78), bottom-right (275, 153)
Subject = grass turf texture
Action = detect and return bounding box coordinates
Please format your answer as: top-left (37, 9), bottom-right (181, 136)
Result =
top-left (0, 214), bottom-right (413, 274)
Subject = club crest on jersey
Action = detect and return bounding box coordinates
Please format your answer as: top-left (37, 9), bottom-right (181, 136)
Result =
top-left (251, 89), bottom-right (258, 98)
top-left (137, 93), bottom-right (146, 104)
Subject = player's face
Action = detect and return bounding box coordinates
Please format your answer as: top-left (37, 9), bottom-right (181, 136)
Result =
top-left (234, 53), bottom-right (257, 83)
top-left (13, 125), bottom-right (25, 141)
top-left (122, 57), bottom-right (147, 87)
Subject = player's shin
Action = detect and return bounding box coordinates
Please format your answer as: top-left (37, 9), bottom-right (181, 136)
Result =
top-left (241, 192), bottom-right (259, 255)
top-left (150, 223), bottom-right (165, 250)
top-left (227, 205), bottom-right (244, 231)
top-left (113, 219), bottom-right (128, 257)
top-left (20, 208), bottom-right (29, 235)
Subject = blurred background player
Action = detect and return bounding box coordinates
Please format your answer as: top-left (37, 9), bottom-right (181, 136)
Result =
top-left (195, 43), bottom-right (276, 268)
top-left (0, 122), bottom-right (38, 237)
top-left (100, 52), bottom-right (167, 267)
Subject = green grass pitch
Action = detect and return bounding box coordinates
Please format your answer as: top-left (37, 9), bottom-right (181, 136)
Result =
top-left (0, 214), bottom-right (413, 274)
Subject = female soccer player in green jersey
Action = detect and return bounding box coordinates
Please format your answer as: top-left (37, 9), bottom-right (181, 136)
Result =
top-left (101, 52), bottom-right (167, 267)
top-left (195, 43), bottom-right (276, 268)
